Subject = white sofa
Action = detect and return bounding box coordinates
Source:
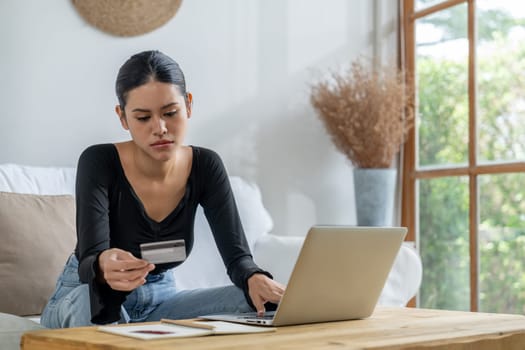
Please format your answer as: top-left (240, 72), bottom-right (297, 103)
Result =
top-left (0, 163), bottom-right (422, 346)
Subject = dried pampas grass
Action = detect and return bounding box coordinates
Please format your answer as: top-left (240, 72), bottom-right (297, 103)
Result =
top-left (310, 59), bottom-right (415, 168)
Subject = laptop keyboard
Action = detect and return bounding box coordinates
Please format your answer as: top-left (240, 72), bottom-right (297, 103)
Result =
top-left (239, 311), bottom-right (276, 320)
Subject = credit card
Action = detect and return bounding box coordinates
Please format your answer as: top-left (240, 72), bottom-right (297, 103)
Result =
top-left (140, 239), bottom-right (186, 264)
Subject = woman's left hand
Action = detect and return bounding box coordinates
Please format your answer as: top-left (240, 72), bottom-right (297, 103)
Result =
top-left (247, 273), bottom-right (286, 316)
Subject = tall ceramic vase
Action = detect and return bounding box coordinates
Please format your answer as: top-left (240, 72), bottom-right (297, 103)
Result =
top-left (353, 168), bottom-right (397, 226)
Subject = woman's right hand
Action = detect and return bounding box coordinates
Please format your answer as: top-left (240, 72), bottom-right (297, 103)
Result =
top-left (97, 248), bottom-right (155, 291)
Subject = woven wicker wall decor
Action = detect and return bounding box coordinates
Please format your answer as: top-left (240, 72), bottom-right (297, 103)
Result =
top-left (72, 0), bottom-right (182, 37)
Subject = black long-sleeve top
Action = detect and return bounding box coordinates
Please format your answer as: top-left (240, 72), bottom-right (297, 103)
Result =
top-left (74, 144), bottom-right (269, 324)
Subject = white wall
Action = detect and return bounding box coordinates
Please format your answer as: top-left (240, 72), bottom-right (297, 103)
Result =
top-left (0, 0), bottom-right (398, 236)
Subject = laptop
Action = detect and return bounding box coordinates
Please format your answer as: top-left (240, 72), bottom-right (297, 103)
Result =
top-left (200, 225), bottom-right (407, 326)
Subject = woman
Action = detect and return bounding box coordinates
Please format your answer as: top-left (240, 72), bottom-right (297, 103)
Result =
top-left (41, 50), bottom-right (284, 328)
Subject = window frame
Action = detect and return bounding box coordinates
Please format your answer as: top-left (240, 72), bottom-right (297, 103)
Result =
top-left (400, 0), bottom-right (525, 311)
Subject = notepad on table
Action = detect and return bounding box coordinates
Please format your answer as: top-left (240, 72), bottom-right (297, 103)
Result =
top-left (98, 319), bottom-right (276, 340)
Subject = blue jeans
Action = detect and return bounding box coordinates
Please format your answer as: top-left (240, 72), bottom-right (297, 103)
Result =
top-left (41, 255), bottom-right (253, 328)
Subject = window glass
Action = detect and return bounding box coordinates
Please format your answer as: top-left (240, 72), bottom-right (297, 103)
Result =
top-left (416, 3), bottom-right (469, 168)
top-left (418, 176), bottom-right (470, 310)
top-left (479, 173), bottom-right (525, 313)
top-left (415, 0), bottom-right (444, 11)
top-left (477, 0), bottom-right (525, 163)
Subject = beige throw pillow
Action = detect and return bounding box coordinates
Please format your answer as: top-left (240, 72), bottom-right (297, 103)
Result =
top-left (0, 192), bottom-right (76, 316)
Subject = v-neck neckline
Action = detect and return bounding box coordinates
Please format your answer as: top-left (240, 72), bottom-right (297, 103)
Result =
top-left (111, 144), bottom-right (195, 225)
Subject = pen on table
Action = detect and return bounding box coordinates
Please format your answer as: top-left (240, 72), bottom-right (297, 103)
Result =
top-left (161, 318), bottom-right (215, 330)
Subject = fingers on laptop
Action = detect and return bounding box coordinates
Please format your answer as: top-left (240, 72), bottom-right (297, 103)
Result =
top-left (248, 274), bottom-right (286, 315)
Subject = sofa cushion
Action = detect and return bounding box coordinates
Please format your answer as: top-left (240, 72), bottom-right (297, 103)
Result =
top-left (0, 164), bottom-right (76, 195)
top-left (0, 312), bottom-right (44, 350)
top-left (253, 234), bottom-right (304, 284)
top-left (172, 176), bottom-right (274, 290)
top-left (0, 192), bottom-right (76, 316)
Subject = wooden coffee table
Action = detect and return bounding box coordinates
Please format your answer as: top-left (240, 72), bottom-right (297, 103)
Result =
top-left (21, 307), bottom-right (525, 349)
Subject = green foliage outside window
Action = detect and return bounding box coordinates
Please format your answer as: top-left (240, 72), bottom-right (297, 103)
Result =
top-left (417, 9), bottom-right (525, 313)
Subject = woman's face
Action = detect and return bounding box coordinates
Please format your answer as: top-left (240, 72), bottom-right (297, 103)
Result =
top-left (117, 80), bottom-right (192, 161)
